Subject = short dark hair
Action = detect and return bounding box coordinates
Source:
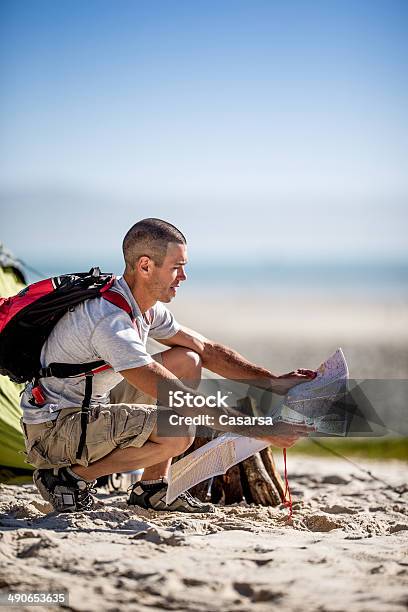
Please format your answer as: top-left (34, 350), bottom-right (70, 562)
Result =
top-left (123, 218), bottom-right (186, 269)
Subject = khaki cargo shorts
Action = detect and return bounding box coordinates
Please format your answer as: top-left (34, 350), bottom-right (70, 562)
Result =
top-left (22, 354), bottom-right (163, 470)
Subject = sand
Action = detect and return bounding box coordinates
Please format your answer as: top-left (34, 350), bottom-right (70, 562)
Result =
top-left (1, 455), bottom-right (407, 612)
top-left (1, 293), bottom-right (407, 611)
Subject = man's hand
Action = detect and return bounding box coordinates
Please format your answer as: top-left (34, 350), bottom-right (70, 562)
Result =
top-left (271, 369), bottom-right (317, 395)
top-left (260, 421), bottom-right (315, 448)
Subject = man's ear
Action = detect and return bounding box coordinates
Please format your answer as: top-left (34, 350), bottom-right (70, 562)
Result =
top-left (137, 256), bottom-right (152, 276)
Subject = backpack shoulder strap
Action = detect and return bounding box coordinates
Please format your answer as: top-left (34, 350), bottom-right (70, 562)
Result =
top-left (101, 289), bottom-right (133, 319)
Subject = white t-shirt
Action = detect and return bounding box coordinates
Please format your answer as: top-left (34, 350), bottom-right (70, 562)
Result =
top-left (21, 276), bottom-right (179, 423)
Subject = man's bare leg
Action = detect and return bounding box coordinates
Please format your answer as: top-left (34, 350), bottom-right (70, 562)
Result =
top-left (141, 346), bottom-right (200, 480)
top-left (72, 346), bottom-right (201, 481)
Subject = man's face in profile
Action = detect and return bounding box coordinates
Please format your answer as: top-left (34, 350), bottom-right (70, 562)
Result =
top-left (150, 242), bottom-right (188, 303)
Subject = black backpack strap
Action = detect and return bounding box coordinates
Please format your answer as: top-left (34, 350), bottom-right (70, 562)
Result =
top-left (39, 361), bottom-right (106, 378)
top-left (38, 360), bottom-right (109, 460)
top-left (76, 372), bottom-right (94, 460)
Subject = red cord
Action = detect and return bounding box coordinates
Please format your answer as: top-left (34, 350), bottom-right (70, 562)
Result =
top-left (282, 448), bottom-right (293, 519)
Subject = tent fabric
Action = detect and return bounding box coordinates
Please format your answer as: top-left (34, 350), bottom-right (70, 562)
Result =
top-left (0, 251), bottom-right (33, 478)
top-left (0, 241), bottom-right (26, 284)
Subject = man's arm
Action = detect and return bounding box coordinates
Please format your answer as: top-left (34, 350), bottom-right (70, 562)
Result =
top-left (120, 360), bottom-right (313, 445)
top-left (158, 326), bottom-right (316, 394)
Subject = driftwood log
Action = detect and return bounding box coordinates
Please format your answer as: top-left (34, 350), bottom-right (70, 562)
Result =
top-left (174, 395), bottom-right (287, 506)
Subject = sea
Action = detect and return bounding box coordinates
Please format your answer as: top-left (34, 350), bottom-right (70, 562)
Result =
top-left (22, 258), bottom-right (408, 301)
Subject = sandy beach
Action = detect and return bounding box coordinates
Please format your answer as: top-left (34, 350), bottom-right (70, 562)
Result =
top-left (0, 455), bottom-right (407, 612)
top-left (1, 293), bottom-right (407, 611)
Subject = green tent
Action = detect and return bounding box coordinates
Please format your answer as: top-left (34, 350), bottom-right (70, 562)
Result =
top-left (0, 243), bottom-right (34, 483)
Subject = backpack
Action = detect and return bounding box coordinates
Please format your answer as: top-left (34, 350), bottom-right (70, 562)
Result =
top-left (0, 267), bottom-right (133, 459)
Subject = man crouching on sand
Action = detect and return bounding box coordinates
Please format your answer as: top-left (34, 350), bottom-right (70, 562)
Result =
top-left (21, 218), bottom-right (315, 513)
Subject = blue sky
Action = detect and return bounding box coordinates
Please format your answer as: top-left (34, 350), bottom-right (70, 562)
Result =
top-left (1, 0), bottom-right (407, 270)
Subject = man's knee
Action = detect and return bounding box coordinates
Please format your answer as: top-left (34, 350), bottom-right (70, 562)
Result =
top-left (181, 349), bottom-right (202, 385)
top-left (173, 434), bottom-right (195, 455)
top-left (162, 346), bottom-right (202, 384)
top-left (185, 349), bottom-right (201, 368)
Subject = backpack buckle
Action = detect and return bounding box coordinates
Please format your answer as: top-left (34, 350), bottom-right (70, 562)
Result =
top-left (89, 267), bottom-right (101, 278)
top-left (39, 366), bottom-right (53, 378)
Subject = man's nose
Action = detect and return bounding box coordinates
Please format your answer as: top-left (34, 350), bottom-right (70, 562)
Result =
top-left (178, 267), bottom-right (187, 281)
